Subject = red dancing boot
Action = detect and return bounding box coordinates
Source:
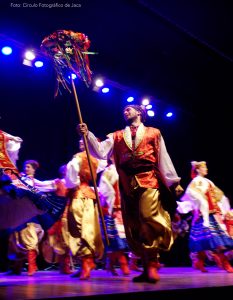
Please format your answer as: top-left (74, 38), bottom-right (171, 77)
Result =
top-left (71, 256), bottom-right (95, 278)
top-left (219, 253), bottom-right (233, 273)
top-left (79, 256), bottom-right (96, 280)
top-left (147, 260), bottom-right (160, 283)
top-left (27, 250), bottom-right (38, 276)
top-left (193, 251), bottom-right (208, 273)
top-left (132, 256), bottom-right (160, 283)
top-left (59, 254), bottom-right (73, 275)
top-left (118, 252), bottom-right (130, 276)
top-left (86, 257), bottom-right (96, 271)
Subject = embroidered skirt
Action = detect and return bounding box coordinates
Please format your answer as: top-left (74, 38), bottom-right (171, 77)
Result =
top-left (189, 214), bottom-right (233, 252)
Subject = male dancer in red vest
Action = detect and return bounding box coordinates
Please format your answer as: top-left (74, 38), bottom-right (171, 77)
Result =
top-left (77, 104), bottom-right (183, 283)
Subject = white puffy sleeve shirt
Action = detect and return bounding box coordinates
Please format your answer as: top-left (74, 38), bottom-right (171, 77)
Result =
top-left (86, 129), bottom-right (180, 187)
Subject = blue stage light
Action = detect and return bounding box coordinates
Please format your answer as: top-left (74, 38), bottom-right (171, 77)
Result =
top-left (102, 87), bottom-right (109, 93)
top-left (34, 61), bottom-right (44, 68)
top-left (1, 46), bottom-right (12, 55)
top-left (147, 110), bottom-right (155, 117)
top-left (127, 96), bottom-right (134, 102)
top-left (146, 104), bottom-right (152, 110)
top-left (166, 112), bottom-right (173, 117)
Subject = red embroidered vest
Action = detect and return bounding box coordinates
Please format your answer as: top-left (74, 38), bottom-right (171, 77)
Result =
top-left (113, 127), bottom-right (161, 192)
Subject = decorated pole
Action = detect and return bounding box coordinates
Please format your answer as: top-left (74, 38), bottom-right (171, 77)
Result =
top-left (70, 76), bottom-right (110, 246)
top-left (41, 30), bottom-right (109, 245)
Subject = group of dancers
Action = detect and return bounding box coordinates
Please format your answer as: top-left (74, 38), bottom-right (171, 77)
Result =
top-left (1, 103), bottom-right (233, 284)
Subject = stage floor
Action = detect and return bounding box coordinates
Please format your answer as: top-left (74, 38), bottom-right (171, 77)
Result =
top-left (1, 267), bottom-right (233, 300)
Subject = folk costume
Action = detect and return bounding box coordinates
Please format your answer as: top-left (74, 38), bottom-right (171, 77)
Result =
top-left (64, 150), bottom-right (104, 280)
top-left (177, 161), bottom-right (233, 273)
top-left (0, 130), bottom-right (68, 275)
top-left (84, 119), bottom-right (181, 283)
top-left (43, 175), bottom-right (73, 275)
top-left (8, 162), bottom-right (59, 276)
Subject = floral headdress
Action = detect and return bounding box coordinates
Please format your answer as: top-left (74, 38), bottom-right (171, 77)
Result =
top-left (190, 161), bottom-right (206, 178)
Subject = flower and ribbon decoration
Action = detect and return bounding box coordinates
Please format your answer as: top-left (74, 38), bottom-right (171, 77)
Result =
top-left (41, 30), bottom-right (94, 96)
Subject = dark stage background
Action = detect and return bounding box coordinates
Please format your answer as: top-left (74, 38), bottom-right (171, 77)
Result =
top-left (0, 1), bottom-right (232, 203)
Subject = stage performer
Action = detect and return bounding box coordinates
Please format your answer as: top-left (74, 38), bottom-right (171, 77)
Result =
top-left (177, 161), bottom-right (233, 273)
top-left (63, 139), bottom-right (105, 280)
top-left (77, 104), bottom-right (183, 283)
top-left (7, 159), bottom-right (56, 276)
top-left (42, 164), bottom-right (73, 275)
top-left (98, 157), bottom-right (130, 276)
top-left (0, 130), bottom-right (68, 275)
top-left (0, 130), bottom-right (23, 272)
